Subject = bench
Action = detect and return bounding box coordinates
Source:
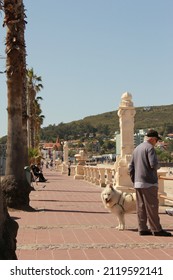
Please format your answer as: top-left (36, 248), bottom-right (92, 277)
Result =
top-left (24, 166), bottom-right (38, 188)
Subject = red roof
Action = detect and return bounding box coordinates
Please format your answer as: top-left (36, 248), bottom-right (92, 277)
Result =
top-left (43, 137), bottom-right (61, 149)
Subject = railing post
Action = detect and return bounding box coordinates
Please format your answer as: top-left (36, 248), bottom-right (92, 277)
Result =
top-left (158, 169), bottom-right (172, 205)
top-left (105, 168), bottom-right (112, 185)
top-left (98, 167), bottom-right (106, 188)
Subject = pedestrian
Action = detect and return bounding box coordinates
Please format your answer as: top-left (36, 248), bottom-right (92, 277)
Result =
top-left (68, 160), bottom-right (71, 176)
top-left (46, 161), bottom-right (49, 168)
top-left (49, 159), bottom-right (53, 170)
top-left (129, 129), bottom-right (172, 236)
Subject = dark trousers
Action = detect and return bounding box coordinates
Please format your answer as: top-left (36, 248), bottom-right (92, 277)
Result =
top-left (34, 172), bottom-right (45, 182)
top-left (135, 187), bottom-right (162, 232)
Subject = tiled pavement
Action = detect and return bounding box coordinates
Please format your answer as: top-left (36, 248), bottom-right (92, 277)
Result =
top-left (9, 168), bottom-right (173, 260)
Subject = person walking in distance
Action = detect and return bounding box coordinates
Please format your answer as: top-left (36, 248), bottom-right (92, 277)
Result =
top-left (129, 129), bottom-right (172, 236)
top-left (68, 160), bottom-right (71, 176)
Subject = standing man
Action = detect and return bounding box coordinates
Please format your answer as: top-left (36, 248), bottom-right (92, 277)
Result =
top-left (129, 129), bottom-right (172, 236)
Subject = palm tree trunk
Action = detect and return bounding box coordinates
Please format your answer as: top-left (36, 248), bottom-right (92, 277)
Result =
top-left (20, 1), bottom-right (29, 166)
top-left (0, 181), bottom-right (18, 259)
top-left (1, 0), bottom-right (31, 209)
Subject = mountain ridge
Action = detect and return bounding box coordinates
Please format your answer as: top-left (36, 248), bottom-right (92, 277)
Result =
top-left (40, 104), bottom-right (173, 141)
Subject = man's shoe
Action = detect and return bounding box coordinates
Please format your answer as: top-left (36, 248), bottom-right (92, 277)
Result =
top-left (153, 230), bottom-right (172, 237)
top-left (165, 209), bottom-right (173, 216)
top-left (139, 230), bottom-right (152, 236)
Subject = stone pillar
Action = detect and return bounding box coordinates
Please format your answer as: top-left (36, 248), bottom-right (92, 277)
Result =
top-left (74, 150), bottom-right (87, 179)
top-left (63, 141), bottom-right (68, 164)
top-left (62, 141), bottom-right (68, 174)
top-left (115, 92), bottom-right (136, 191)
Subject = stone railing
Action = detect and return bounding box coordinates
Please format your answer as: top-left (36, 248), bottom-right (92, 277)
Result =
top-left (79, 165), bottom-right (170, 205)
top-left (55, 162), bottom-right (170, 205)
top-left (158, 173), bottom-right (173, 205)
top-left (83, 165), bottom-right (115, 187)
top-left (82, 165), bottom-right (170, 205)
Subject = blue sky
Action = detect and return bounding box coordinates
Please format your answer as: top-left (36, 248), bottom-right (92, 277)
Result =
top-left (0, 0), bottom-right (173, 137)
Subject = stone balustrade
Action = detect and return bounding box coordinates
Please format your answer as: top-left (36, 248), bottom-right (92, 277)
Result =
top-left (66, 164), bottom-right (169, 205)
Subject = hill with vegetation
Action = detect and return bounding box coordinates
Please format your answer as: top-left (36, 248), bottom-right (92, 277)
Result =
top-left (40, 104), bottom-right (173, 142)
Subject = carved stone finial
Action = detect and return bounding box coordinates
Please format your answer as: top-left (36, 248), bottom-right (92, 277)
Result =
top-left (120, 92), bottom-right (133, 107)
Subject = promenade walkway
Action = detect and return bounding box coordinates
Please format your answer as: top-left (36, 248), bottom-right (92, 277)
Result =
top-left (10, 168), bottom-right (173, 260)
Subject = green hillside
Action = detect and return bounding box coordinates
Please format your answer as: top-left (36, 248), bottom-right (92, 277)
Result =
top-left (40, 104), bottom-right (173, 141)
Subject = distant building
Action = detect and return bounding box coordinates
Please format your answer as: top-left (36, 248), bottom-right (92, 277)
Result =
top-left (42, 137), bottom-right (62, 151)
top-left (134, 129), bottom-right (148, 147)
top-left (41, 137), bottom-right (62, 160)
top-left (116, 129), bottom-right (148, 155)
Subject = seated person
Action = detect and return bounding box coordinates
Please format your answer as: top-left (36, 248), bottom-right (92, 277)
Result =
top-left (30, 164), bottom-right (47, 182)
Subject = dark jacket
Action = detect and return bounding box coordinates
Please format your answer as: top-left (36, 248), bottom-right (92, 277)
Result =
top-left (129, 141), bottom-right (159, 185)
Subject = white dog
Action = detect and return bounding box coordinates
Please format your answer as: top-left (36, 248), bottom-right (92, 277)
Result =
top-left (101, 184), bottom-right (136, 230)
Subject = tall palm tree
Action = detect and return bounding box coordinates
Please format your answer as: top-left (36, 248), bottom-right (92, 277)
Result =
top-left (1, 0), bottom-right (30, 209)
top-left (0, 0), bottom-right (19, 260)
top-left (27, 68), bottom-right (43, 148)
top-left (34, 96), bottom-right (45, 147)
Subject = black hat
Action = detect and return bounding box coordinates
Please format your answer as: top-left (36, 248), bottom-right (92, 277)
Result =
top-left (146, 129), bottom-right (162, 140)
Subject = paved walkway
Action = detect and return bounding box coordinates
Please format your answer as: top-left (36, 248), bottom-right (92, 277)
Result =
top-left (9, 168), bottom-right (173, 260)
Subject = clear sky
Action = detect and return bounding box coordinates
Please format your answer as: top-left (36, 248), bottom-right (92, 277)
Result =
top-left (0, 0), bottom-right (173, 137)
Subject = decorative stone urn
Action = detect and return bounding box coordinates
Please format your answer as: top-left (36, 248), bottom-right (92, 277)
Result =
top-left (74, 150), bottom-right (87, 179)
